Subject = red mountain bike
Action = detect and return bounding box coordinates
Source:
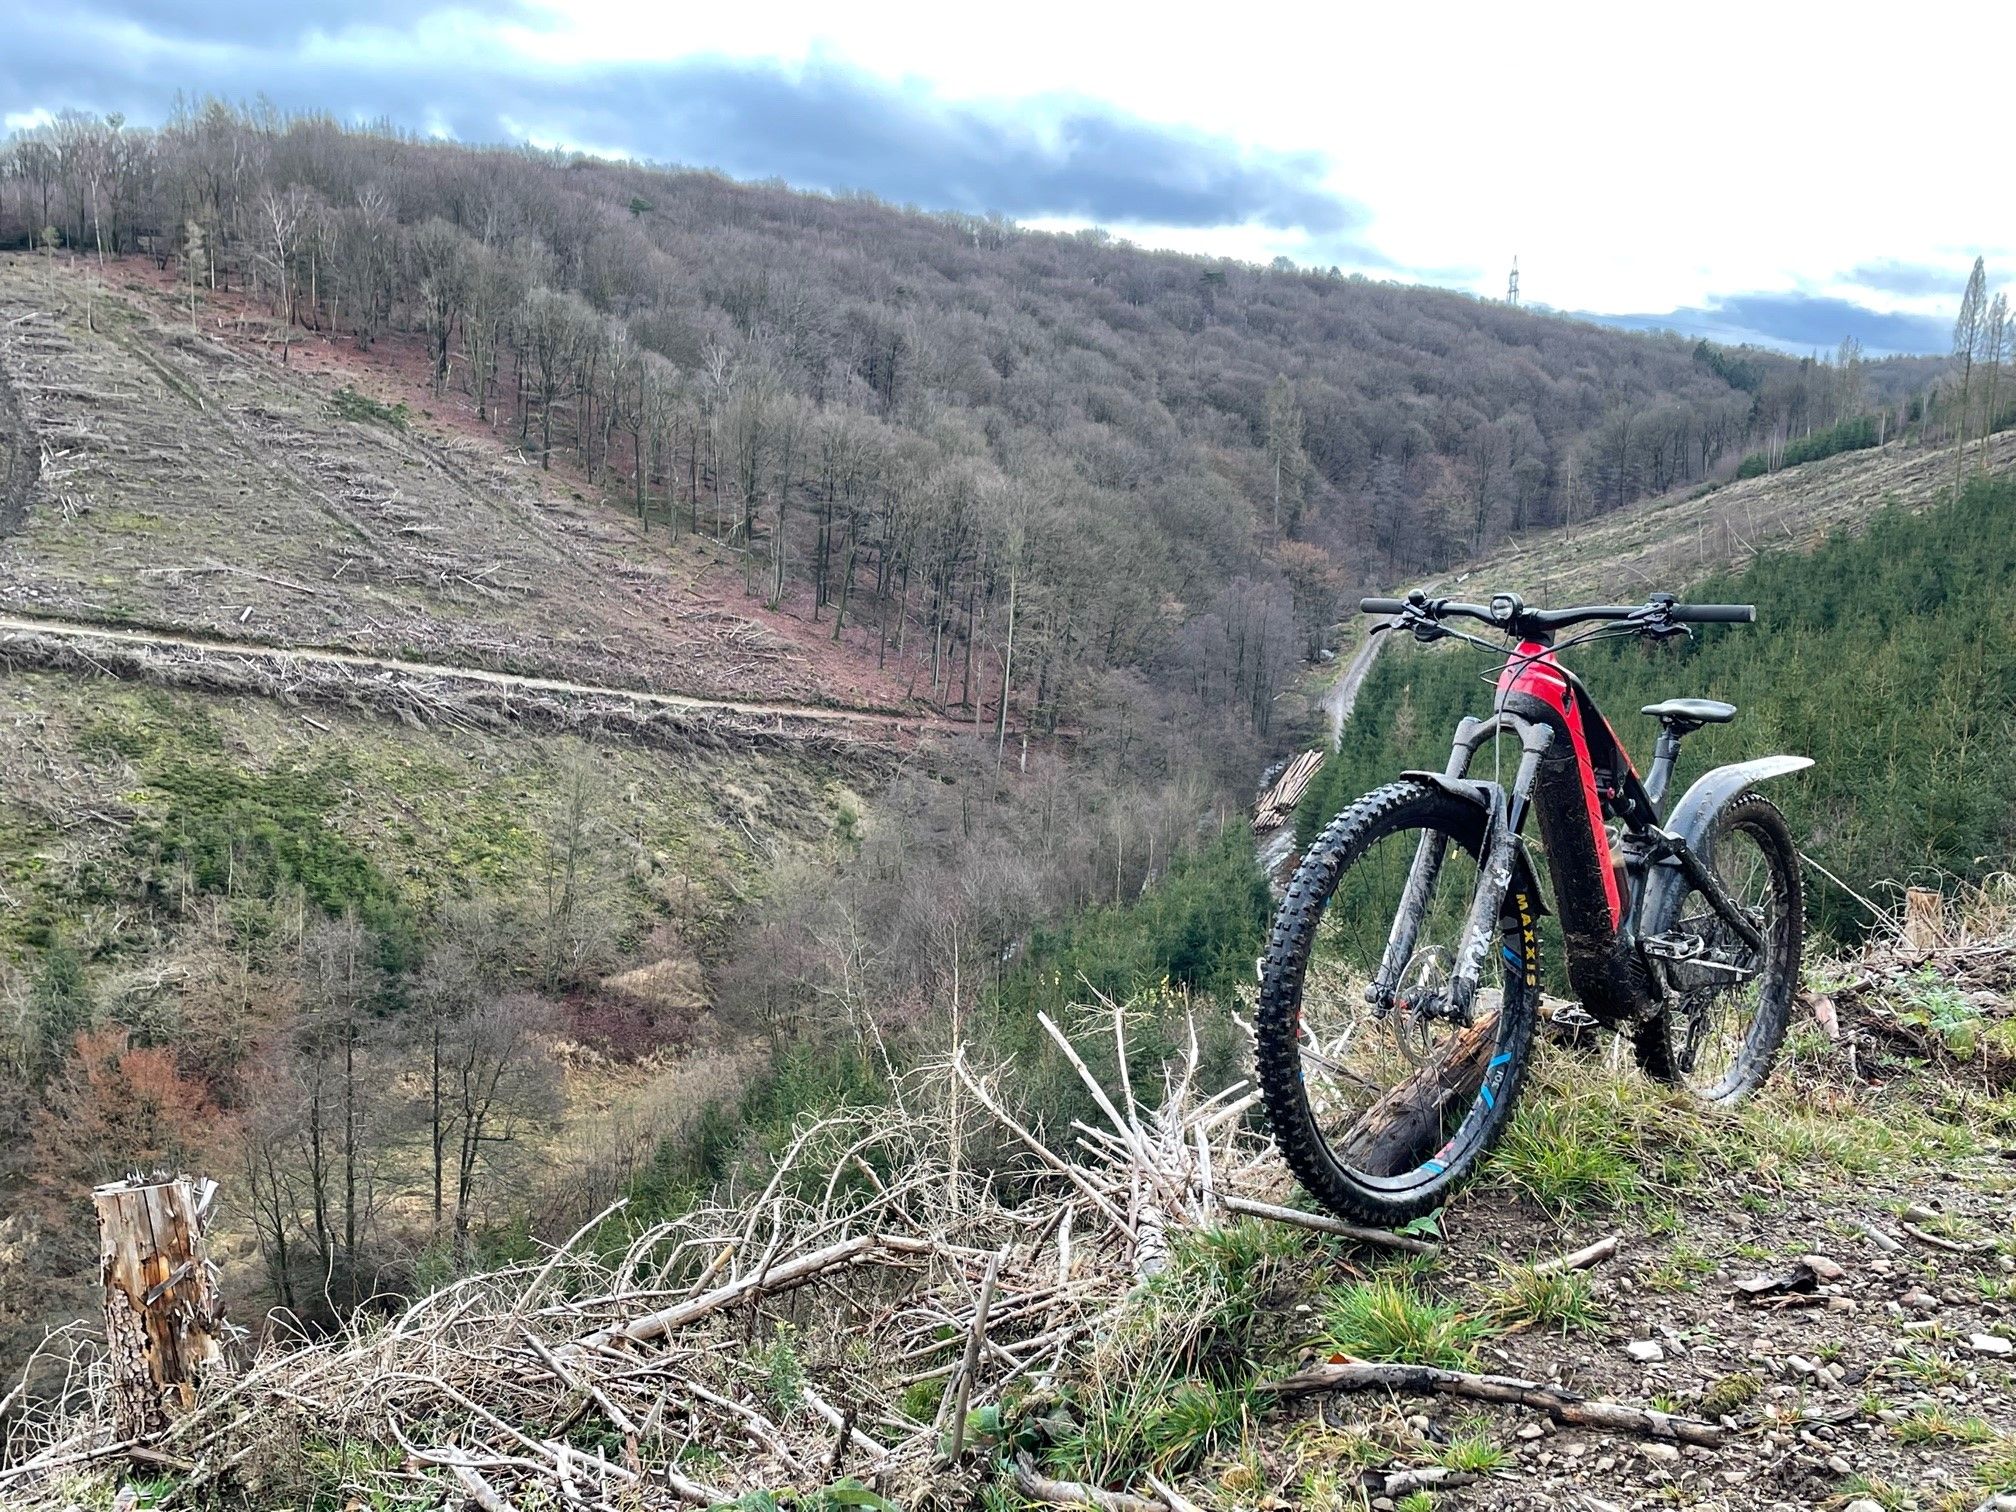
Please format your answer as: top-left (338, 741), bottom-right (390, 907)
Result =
top-left (1255, 591), bottom-right (1808, 1224)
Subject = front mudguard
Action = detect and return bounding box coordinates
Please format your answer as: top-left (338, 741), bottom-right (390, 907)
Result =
top-left (1398, 769), bottom-right (1551, 918)
top-left (1640, 756), bottom-right (1812, 937)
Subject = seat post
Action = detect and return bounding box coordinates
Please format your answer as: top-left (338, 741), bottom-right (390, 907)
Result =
top-left (1644, 722), bottom-right (1690, 808)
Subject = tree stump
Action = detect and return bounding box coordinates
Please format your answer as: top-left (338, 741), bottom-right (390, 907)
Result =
top-left (92, 1174), bottom-right (230, 1440)
top-left (1901, 887), bottom-right (1946, 952)
top-left (1338, 1012), bottom-right (1499, 1177)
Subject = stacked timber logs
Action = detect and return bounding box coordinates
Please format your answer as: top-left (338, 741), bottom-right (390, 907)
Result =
top-left (1252, 748), bottom-right (1324, 833)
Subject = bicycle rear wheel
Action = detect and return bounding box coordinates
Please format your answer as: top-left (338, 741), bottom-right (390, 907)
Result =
top-left (1634, 792), bottom-right (1802, 1101)
top-left (1255, 780), bottom-right (1540, 1225)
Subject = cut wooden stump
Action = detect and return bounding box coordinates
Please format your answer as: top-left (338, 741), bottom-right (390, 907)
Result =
top-left (92, 1174), bottom-right (231, 1441)
top-left (1902, 886), bottom-right (1946, 952)
top-left (1337, 1011), bottom-right (1498, 1177)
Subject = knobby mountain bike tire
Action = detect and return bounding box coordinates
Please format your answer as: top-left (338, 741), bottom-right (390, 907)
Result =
top-left (1255, 780), bottom-right (1540, 1225)
top-left (1634, 791), bottom-right (1803, 1101)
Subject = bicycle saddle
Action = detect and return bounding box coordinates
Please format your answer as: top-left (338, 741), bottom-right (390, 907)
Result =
top-left (1641, 698), bottom-right (1736, 725)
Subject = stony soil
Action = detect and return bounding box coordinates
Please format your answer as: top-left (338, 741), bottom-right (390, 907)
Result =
top-left (1407, 1153), bottom-right (2016, 1509)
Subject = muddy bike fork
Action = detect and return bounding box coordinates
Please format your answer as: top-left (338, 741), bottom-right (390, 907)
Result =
top-left (1367, 714), bottom-right (1556, 1022)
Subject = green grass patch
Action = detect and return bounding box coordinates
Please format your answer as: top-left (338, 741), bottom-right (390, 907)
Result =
top-left (330, 385), bottom-right (411, 429)
top-left (1646, 1242), bottom-right (1717, 1294)
top-left (1483, 1262), bottom-right (1602, 1335)
top-left (1978, 1436), bottom-right (2016, 1493)
top-left (1431, 1430), bottom-right (1506, 1473)
top-left (1321, 1275), bottom-right (1488, 1369)
top-left (1893, 1406), bottom-right (1995, 1446)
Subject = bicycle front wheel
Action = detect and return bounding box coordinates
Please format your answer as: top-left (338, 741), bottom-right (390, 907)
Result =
top-left (1256, 780), bottom-right (1540, 1225)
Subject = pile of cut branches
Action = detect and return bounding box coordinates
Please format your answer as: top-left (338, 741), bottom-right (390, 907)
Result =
top-left (0, 1004), bottom-right (1726, 1510)
top-left (0, 1006), bottom-right (1409, 1510)
top-left (1814, 877), bottom-right (2016, 1090)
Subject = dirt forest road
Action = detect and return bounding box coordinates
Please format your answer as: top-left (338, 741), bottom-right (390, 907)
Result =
top-left (1319, 620), bottom-right (1392, 749)
top-left (1321, 581), bottom-right (1443, 748)
top-left (0, 610), bottom-right (958, 737)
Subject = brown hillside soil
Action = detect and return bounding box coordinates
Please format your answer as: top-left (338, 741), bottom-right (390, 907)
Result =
top-left (0, 254), bottom-right (923, 714)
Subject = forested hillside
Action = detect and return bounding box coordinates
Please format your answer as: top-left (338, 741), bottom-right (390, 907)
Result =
top-left (1301, 473), bottom-right (2016, 942)
top-left (2, 104), bottom-right (1970, 758)
top-left (10, 99), bottom-right (2016, 1512)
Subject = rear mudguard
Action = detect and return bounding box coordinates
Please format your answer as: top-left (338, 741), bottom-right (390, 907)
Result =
top-left (1398, 770), bottom-right (1551, 918)
top-left (1640, 756), bottom-right (1812, 936)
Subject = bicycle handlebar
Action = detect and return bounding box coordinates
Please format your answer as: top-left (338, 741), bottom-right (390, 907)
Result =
top-left (1669, 604), bottom-right (1755, 623)
top-left (1358, 591), bottom-right (1755, 638)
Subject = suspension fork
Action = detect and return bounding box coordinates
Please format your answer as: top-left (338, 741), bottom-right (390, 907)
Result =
top-left (1369, 715), bottom-right (1554, 1017)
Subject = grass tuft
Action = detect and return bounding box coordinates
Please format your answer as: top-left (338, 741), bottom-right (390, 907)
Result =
top-left (1483, 1263), bottom-right (1602, 1334)
top-left (1432, 1431), bottom-right (1505, 1473)
top-left (1321, 1276), bottom-right (1488, 1369)
top-left (1893, 1406), bottom-right (1995, 1446)
top-left (1978, 1435), bottom-right (2016, 1493)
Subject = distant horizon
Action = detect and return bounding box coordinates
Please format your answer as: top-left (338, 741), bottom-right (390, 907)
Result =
top-left (3, 1), bottom-right (2003, 360)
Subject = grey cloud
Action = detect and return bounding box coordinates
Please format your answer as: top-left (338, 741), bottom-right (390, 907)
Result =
top-left (1847, 259), bottom-right (1975, 299)
top-left (4, 4), bottom-right (1370, 238)
top-left (45, 0), bottom-right (542, 46)
top-left (1587, 292), bottom-right (1950, 357)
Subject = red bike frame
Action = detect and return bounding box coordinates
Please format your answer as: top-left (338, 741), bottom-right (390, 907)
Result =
top-left (1496, 641), bottom-right (1628, 929)
top-left (1367, 590), bottom-right (1782, 1036)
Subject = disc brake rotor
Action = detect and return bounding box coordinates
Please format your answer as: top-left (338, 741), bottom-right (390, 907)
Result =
top-left (1392, 946), bottom-right (1455, 1064)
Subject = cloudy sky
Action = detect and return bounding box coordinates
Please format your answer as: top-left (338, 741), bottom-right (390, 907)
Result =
top-left (4, 0), bottom-right (2006, 356)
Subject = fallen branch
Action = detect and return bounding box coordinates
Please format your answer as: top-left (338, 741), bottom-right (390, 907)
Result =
top-left (1901, 1221), bottom-right (1994, 1255)
top-left (573, 1232), bottom-right (934, 1351)
top-left (1365, 1466), bottom-right (1478, 1498)
top-left (1013, 1453), bottom-right (1164, 1512)
top-left (1262, 1361), bottom-right (1726, 1447)
top-left (1141, 1471), bottom-right (1204, 1512)
top-left (1535, 1234), bottom-right (1621, 1274)
top-left (943, 1249), bottom-right (1004, 1461)
top-left (1218, 1194), bottom-right (1439, 1256)
top-left (451, 1464), bottom-right (518, 1512)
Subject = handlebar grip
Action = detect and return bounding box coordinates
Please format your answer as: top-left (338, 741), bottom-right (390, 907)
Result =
top-left (1360, 597), bottom-right (1408, 615)
top-left (1672, 604), bottom-right (1755, 623)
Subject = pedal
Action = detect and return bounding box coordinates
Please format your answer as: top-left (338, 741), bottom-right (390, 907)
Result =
top-left (1640, 931), bottom-right (1706, 962)
top-left (1549, 1003), bottom-right (1601, 1030)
